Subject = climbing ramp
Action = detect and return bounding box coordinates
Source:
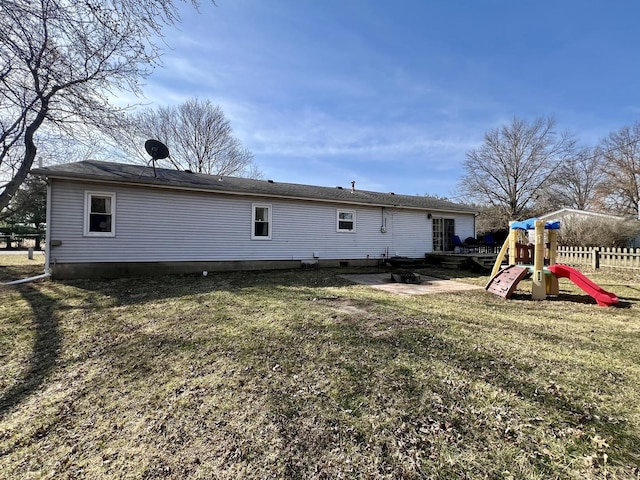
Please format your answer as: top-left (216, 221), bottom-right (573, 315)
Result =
top-left (485, 265), bottom-right (530, 299)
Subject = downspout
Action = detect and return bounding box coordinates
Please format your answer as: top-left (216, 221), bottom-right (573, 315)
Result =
top-left (3, 272), bottom-right (51, 285)
top-left (44, 178), bottom-right (52, 275)
top-left (473, 212), bottom-right (478, 238)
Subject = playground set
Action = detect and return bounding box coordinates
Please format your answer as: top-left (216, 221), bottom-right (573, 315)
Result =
top-left (485, 218), bottom-right (619, 307)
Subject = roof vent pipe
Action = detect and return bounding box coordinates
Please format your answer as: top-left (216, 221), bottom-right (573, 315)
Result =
top-left (351, 180), bottom-right (355, 193)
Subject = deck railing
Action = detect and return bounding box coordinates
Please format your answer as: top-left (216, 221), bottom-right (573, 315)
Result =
top-left (557, 246), bottom-right (640, 270)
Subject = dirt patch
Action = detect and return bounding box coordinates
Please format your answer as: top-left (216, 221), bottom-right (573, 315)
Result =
top-left (311, 296), bottom-right (433, 339)
top-left (311, 296), bottom-right (373, 316)
top-left (339, 273), bottom-right (484, 296)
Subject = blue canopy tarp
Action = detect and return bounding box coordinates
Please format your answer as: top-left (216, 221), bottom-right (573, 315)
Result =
top-left (510, 218), bottom-right (561, 230)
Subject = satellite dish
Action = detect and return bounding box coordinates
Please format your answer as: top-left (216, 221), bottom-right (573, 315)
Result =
top-left (144, 139), bottom-right (169, 177)
top-left (145, 139), bottom-right (169, 160)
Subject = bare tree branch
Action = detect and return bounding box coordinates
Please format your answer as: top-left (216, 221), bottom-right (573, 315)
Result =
top-left (113, 98), bottom-right (262, 178)
top-left (596, 123), bottom-right (640, 217)
top-left (0, 0), bottom-right (211, 212)
top-left (457, 116), bottom-right (576, 224)
top-left (537, 147), bottom-right (604, 211)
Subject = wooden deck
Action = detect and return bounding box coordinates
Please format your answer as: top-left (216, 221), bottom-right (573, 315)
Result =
top-left (424, 252), bottom-right (501, 271)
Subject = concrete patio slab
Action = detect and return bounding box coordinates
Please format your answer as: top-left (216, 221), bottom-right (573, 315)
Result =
top-left (339, 273), bottom-right (484, 296)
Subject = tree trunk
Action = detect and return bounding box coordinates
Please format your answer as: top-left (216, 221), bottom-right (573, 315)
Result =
top-left (0, 105), bottom-right (47, 212)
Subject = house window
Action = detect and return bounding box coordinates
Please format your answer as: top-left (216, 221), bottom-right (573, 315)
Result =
top-left (337, 209), bottom-right (356, 232)
top-left (84, 191), bottom-right (115, 237)
top-left (252, 203), bottom-right (272, 240)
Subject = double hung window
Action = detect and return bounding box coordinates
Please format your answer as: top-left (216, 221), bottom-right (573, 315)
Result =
top-left (337, 209), bottom-right (356, 232)
top-left (252, 204), bottom-right (272, 240)
top-left (84, 191), bottom-right (115, 236)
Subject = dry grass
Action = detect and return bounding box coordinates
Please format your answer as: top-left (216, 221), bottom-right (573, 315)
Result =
top-left (1, 255), bottom-right (639, 479)
top-left (0, 251), bottom-right (45, 283)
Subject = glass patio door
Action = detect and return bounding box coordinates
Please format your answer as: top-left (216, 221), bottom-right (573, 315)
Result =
top-left (432, 218), bottom-right (455, 252)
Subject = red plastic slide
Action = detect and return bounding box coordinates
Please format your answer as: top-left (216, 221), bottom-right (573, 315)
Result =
top-left (547, 264), bottom-right (619, 307)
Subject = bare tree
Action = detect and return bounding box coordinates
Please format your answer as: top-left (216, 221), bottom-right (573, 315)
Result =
top-left (596, 123), bottom-right (640, 218)
top-left (538, 147), bottom-right (604, 212)
top-left (0, 0), bottom-right (209, 212)
top-left (474, 204), bottom-right (513, 235)
top-left (0, 126), bottom-right (104, 224)
top-left (458, 116), bottom-right (576, 224)
top-left (115, 98), bottom-right (261, 178)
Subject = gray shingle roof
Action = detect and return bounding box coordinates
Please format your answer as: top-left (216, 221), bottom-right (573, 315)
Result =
top-left (31, 160), bottom-right (477, 214)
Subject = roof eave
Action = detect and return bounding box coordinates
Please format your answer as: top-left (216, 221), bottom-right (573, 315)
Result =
top-left (32, 168), bottom-right (478, 215)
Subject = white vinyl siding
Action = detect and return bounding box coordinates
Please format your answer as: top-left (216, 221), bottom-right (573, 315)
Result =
top-left (48, 180), bottom-right (475, 264)
top-left (454, 215), bottom-right (475, 242)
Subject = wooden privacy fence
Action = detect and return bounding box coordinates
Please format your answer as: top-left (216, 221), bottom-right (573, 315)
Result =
top-left (556, 246), bottom-right (640, 270)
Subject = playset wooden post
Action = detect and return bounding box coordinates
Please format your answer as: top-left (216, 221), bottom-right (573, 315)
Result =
top-left (508, 221), bottom-right (517, 266)
top-left (547, 229), bottom-right (559, 295)
top-left (531, 220), bottom-right (546, 300)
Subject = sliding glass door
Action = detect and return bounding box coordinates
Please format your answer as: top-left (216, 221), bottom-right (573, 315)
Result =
top-left (432, 218), bottom-right (455, 252)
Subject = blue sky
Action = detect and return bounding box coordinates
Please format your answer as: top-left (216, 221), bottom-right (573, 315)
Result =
top-left (132, 0), bottom-right (640, 199)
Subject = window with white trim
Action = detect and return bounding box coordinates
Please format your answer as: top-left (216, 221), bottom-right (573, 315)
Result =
top-left (252, 203), bottom-right (272, 240)
top-left (84, 191), bottom-right (116, 236)
top-left (337, 209), bottom-right (356, 232)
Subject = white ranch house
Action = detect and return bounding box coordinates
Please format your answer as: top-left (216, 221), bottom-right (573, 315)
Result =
top-left (32, 160), bottom-right (478, 278)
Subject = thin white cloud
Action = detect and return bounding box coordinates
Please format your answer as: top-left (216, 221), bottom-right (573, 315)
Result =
top-left (242, 109), bottom-right (479, 161)
top-left (102, 0), bottom-right (640, 200)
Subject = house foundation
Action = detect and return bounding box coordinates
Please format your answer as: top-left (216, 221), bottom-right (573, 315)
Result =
top-left (50, 258), bottom-right (382, 279)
